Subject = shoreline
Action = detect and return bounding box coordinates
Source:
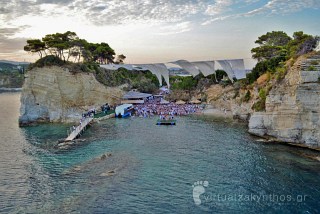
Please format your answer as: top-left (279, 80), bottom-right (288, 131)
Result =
top-left (201, 106), bottom-right (233, 119)
top-left (0, 87), bottom-right (22, 92)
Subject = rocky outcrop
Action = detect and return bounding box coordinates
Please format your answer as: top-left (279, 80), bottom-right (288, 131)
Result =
top-left (206, 84), bottom-right (257, 121)
top-left (249, 55), bottom-right (320, 148)
top-left (19, 66), bottom-right (124, 125)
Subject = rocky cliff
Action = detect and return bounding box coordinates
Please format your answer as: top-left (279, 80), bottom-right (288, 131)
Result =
top-left (249, 55), bottom-right (320, 148)
top-left (205, 84), bottom-right (258, 121)
top-left (19, 66), bottom-right (124, 125)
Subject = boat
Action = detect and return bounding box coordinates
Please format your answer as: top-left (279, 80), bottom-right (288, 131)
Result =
top-left (156, 119), bottom-right (176, 125)
top-left (115, 104), bottom-right (134, 118)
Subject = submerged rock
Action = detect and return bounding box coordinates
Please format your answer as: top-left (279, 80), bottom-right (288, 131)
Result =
top-left (100, 170), bottom-right (116, 177)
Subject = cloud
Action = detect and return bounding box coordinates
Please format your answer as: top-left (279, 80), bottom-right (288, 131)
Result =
top-left (155, 22), bottom-right (192, 35)
top-left (0, 28), bottom-right (28, 53)
top-left (0, 27), bottom-right (22, 37)
top-left (204, 0), bottom-right (233, 16)
top-left (243, 0), bottom-right (320, 17)
top-left (202, 0), bottom-right (320, 25)
top-left (0, 0), bottom-right (222, 26)
top-left (1, 0), bottom-right (320, 38)
top-left (0, 0), bottom-right (43, 27)
top-left (70, 0), bottom-right (208, 26)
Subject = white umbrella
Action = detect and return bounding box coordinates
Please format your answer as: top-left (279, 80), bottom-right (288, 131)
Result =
top-left (176, 100), bottom-right (186, 105)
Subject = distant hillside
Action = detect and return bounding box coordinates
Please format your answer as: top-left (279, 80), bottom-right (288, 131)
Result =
top-left (0, 61), bottom-right (27, 88)
top-left (0, 61), bottom-right (29, 73)
top-left (0, 60), bottom-right (30, 65)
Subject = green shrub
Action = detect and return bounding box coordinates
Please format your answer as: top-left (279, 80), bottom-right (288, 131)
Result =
top-left (252, 99), bottom-right (266, 112)
top-left (233, 90), bottom-right (240, 99)
top-left (28, 55), bottom-right (65, 70)
top-left (307, 66), bottom-right (316, 71)
top-left (275, 66), bottom-right (286, 81)
top-left (252, 87), bottom-right (269, 112)
top-left (243, 90), bottom-right (251, 102)
top-left (310, 60), bottom-right (319, 65)
top-left (201, 93), bottom-right (208, 102)
top-left (171, 76), bottom-right (197, 90)
top-left (259, 88), bottom-right (267, 100)
top-left (215, 70), bottom-right (228, 82)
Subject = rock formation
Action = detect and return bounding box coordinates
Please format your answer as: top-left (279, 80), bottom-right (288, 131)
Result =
top-left (249, 55), bottom-right (320, 148)
top-left (205, 84), bottom-right (257, 121)
top-left (19, 66), bottom-right (124, 125)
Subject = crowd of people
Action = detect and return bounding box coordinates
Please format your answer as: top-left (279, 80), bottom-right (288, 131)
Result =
top-left (133, 99), bottom-right (203, 118)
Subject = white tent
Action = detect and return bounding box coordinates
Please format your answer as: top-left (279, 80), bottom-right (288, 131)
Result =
top-left (133, 63), bottom-right (170, 87)
top-left (154, 63), bottom-right (170, 88)
top-left (315, 41), bottom-right (320, 51)
top-left (191, 61), bottom-right (215, 76)
top-left (227, 59), bottom-right (246, 79)
top-left (100, 57), bottom-right (250, 88)
top-left (171, 60), bottom-right (200, 76)
top-left (176, 100), bottom-right (186, 105)
top-left (134, 64), bottom-right (163, 86)
top-left (100, 64), bottom-right (134, 70)
top-left (216, 60), bottom-right (235, 82)
top-left (100, 64), bottom-right (118, 70)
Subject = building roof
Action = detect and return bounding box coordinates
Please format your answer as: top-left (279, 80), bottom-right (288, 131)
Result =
top-left (123, 91), bottom-right (152, 99)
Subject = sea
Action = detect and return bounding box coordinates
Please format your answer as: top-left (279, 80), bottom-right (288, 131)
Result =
top-left (0, 92), bottom-right (320, 213)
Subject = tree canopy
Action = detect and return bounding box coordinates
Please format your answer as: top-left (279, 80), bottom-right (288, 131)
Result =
top-left (251, 31), bottom-right (291, 61)
top-left (24, 31), bottom-right (124, 65)
top-left (251, 31), bottom-right (319, 62)
top-left (23, 39), bottom-right (46, 58)
top-left (248, 31), bottom-right (319, 84)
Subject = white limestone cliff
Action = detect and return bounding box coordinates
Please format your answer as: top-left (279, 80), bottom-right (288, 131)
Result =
top-left (249, 56), bottom-right (320, 148)
top-left (19, 66), bottom-right (124, 125)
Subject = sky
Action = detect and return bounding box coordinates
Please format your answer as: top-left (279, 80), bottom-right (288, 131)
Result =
top-left (0, 0), bottom-right (320, 68)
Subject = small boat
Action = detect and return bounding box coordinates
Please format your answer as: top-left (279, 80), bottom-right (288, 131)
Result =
top-left (115, 104), bottom-right (134, 118)
top-left (156, 119), bottom-right (176, 125)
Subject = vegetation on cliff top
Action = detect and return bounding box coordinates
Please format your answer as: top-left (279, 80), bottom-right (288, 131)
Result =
top-left (27, 55), bottom-right (159, 94)
top-left (23, 31), bottom-right (161, 93)
top-left (24, 31), bottom-right (125, 64)
top-left (246, 31), bottom-right (319, 111)
top-left (248, 31), bottom-right (319, 84)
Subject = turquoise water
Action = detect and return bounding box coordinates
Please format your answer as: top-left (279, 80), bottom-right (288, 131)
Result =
top-left (1, 93), bottom-right (320, 213)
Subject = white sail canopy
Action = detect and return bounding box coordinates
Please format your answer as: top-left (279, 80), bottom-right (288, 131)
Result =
top-left (191, 61), bottom-right (215, 76)
top-left (100, 58), bottom-right (250, 88)
top-left (134, 64), bottom-right (163, 86)
top-left (171, 60), bottom-right (200, 76)
top-left (118, 64), bottom-right (134, 70)
top-left (100, 64), bottom-right (118, 70)
top-left (227, 59), bottom-right (246, 79)
top-left (100, 64), bottom-right (133, 70)
top-left (154, 63), bottom-right (170, 88)
top-left (217, 60), bottom-right (235, 82)
top-left (132, 63), bottom-right (170, 87)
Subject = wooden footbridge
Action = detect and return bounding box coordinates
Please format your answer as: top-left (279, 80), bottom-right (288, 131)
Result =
top-left (65, 117), bottom-right (93, 142)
